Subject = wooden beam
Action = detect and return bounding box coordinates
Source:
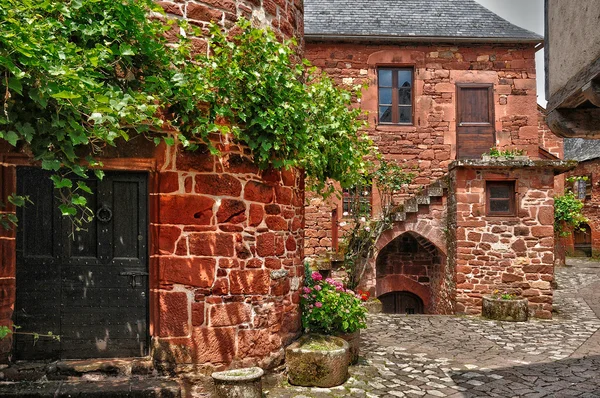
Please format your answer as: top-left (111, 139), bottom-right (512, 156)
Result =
top-left (582, 80), bottom-right (600, 107)
top-left (547, 56), bottom-right (600, 111)
top-left (546, 108), bottom-right (600, 138)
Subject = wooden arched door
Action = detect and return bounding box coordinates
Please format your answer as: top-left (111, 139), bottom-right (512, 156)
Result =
top-left (379, 291), bottom-right (424, 314)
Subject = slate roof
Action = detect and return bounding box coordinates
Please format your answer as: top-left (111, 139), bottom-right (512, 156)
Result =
top-left (564, 138), bottom-right (600, 162)
top-left (305, 0), bottom-right (542, 43)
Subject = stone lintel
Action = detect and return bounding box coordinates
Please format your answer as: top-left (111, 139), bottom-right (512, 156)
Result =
top-left (449, 159), bottom-right (577, 175)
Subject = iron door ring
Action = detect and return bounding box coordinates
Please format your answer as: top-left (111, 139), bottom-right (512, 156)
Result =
top-left (96, 204), bottom-right (113, 223)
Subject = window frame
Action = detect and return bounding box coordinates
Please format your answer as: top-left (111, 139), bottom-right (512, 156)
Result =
top-left (342, 184), bottom-right (373, 218)
top-left (377, 67), bottom-right (414, 125)
top-left (573, 175), bottom-right (592, 200)
top-left (486, 180), bottom-right (517, 217)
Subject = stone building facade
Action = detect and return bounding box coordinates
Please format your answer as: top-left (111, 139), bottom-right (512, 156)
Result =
top-left (303, 0), bottom-right (569, 318)
top-left (0, 0), bottom-right (304, 373)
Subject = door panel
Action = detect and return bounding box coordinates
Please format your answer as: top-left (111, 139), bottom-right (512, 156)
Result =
top-left (15, 167), bottom-right (148, 360)
top-left (457, 84), bottom-right (495, 159)
top-left (379, 291), bottom-right (424, 314)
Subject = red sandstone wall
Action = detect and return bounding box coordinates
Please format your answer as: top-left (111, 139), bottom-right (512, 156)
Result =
top-left (563, 159), bottom-right (600, 258)
top-left (153, 0), bottom-right (305, 370)
top-left (152, 143), bottom-right (304, 368)
top-left (159, 0), bottom-right (304, 53)
top-left (449, 166), bottom-right (556, 319)
top-left (304, 42), bottom-right (541, 259)
top-left (0, 0), bottom-right (305, 370)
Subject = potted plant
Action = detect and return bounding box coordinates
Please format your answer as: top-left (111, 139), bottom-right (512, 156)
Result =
top-left (482, 290), bottom-right (529, 322)
top-left (301, 270), bottom-right (367, 364)
top-left (286, 270), bottom-right (368, 387)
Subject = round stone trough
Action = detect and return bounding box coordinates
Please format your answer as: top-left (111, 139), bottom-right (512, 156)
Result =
top-left (212, 367), bottom-right (264, 398)
top-left (285, 334), bottom-right (350, 387)
top-left (482, 296), bottom-right (529, 322)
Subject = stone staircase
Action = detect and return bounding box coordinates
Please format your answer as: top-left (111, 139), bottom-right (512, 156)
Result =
top-left (393, 179), bottom-right (448, 223)
top-left (0, 358), bottom-right (181, 397)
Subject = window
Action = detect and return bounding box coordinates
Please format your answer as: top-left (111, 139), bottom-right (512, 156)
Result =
top-left (486, 181), bottom-right (516, 216)
top-left (342, 185), bottom-right (372, 216)
top-left (574, 176), bottom-right (592, 200)
top-left (378, 68), bottom-right (413, 124)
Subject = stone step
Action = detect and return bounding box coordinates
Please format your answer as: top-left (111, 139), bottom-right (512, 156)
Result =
top-left (394, 212), bottom-right (406, 222)
top-left (415, 195), bottom-right (430, 205)
top-left (427, 183), bottom-right (444, 197)
top-left (404, 198), bottom-right (418, 213)
top-left (1, 358), bottom-right (154, 382)
top-left (0, 379), bottom-right (181, 397)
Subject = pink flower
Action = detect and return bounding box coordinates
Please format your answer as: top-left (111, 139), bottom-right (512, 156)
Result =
top-left (309, 304), bottom-right (314, 308)
top-left (315, 302), bottom-right (323, 308)
top-left (325, 278), bottom-right (336, 285)
top-left (303, 287), bottom-right (312, 294)
top-left (311, 272), bottom-right (323, 281)
top-left (314, 285), bottom-right (322, 291)
top-left (302, 294), bottom-right (309, 299)
top-left (336, 286), bottom-right (344, 292)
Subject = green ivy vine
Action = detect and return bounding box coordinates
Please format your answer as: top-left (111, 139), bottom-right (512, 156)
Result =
top-left (0, 0), bottom-right (372, 228)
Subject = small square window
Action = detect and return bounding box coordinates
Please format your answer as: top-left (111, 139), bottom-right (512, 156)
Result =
top-left (378, 68), bottom-right (413, 125)
top-left (342, 185), bottom-right (372, 217)
top-left (486, 181), bottom-right (516, 216)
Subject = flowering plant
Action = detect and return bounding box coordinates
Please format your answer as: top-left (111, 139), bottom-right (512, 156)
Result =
top-left (301, 271), bottom-right (367, 335)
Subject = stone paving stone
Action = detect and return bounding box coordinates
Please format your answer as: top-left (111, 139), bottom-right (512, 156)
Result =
top-left (265, 261), bottom-right (600, 397)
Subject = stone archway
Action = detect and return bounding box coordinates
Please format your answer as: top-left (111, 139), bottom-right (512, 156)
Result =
top-left (375, 231), bottom-right (453, 314)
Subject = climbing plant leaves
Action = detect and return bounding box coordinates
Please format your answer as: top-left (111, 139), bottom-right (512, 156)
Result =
top-left (0, 0), bottom-right (373, 226)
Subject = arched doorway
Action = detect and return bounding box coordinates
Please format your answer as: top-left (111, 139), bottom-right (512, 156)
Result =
top-left (574, 223), bottom-right (592, 257)
top-left (379, 291), bottom-right (424, 314)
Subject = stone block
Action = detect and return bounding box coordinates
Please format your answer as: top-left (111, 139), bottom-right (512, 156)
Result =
top-left (216, 199), bottom-right (247, 224)
top-left (230, 270), bottom-right (270, 294)
top-left (158, 291), bottom-right (189, 337)
top-left (209, 303), bottom-right (251, 327)
top-left (159, 195), bottom-right (215, 225)
top-left (244, 181), bottom-right (274, 203)
top-left (159, 256), bottom-right (216, 287)
top-left (195, 174), bottom-right (242, 197)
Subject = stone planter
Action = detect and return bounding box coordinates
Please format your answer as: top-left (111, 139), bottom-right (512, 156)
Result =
top-left (286, 334), bottom-right (350, 387)
top-left (335, 331), bottom-right (360, 364)
top-left (364, 298), bottom-right (383, 314)
top-left (482, 296), bottom-right (529, 322)
top-left (212, 367), bottom-right (264, 398)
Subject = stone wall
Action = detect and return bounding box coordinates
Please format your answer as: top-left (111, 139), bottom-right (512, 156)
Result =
top-left (304, 41), bottom-right (541, 259)
top-left (448, 162), bottom-right (559, 319)
top-left (0, 0), bottom-right (305, 372)
top-left (563, 159), bottom-right (600, 258)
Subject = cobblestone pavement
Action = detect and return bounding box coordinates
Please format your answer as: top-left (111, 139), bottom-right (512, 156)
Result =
top-left (265, 259), bottom-right (600, 397)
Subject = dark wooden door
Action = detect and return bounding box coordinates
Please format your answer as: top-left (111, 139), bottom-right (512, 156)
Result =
top-left (15, 167), bottom-right (149, 360)
top-left (380, 291), bottom-right (424, 314)
top-left (457, 84), bottom-right (495, 159)
top-left (574, 224), bottom-right (592, 257)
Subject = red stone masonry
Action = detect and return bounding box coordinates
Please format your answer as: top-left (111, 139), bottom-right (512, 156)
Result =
top-left (304, 42), bottom-right (542, 259)
top-left (0, 0), bottom-right (305, 370)
top-left (448, 162), bottom-right (559, 319)
top-left (152, 143), bottom-right (305, 368)
top-left (563, 159), bottom-right (600, 258)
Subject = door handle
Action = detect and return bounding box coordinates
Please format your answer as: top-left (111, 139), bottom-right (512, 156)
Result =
top-left (119, 271), bottom-right (149, 288)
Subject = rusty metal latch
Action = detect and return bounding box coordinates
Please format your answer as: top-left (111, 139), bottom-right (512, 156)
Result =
top-left (119, 271), bottom-right (149, 288)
